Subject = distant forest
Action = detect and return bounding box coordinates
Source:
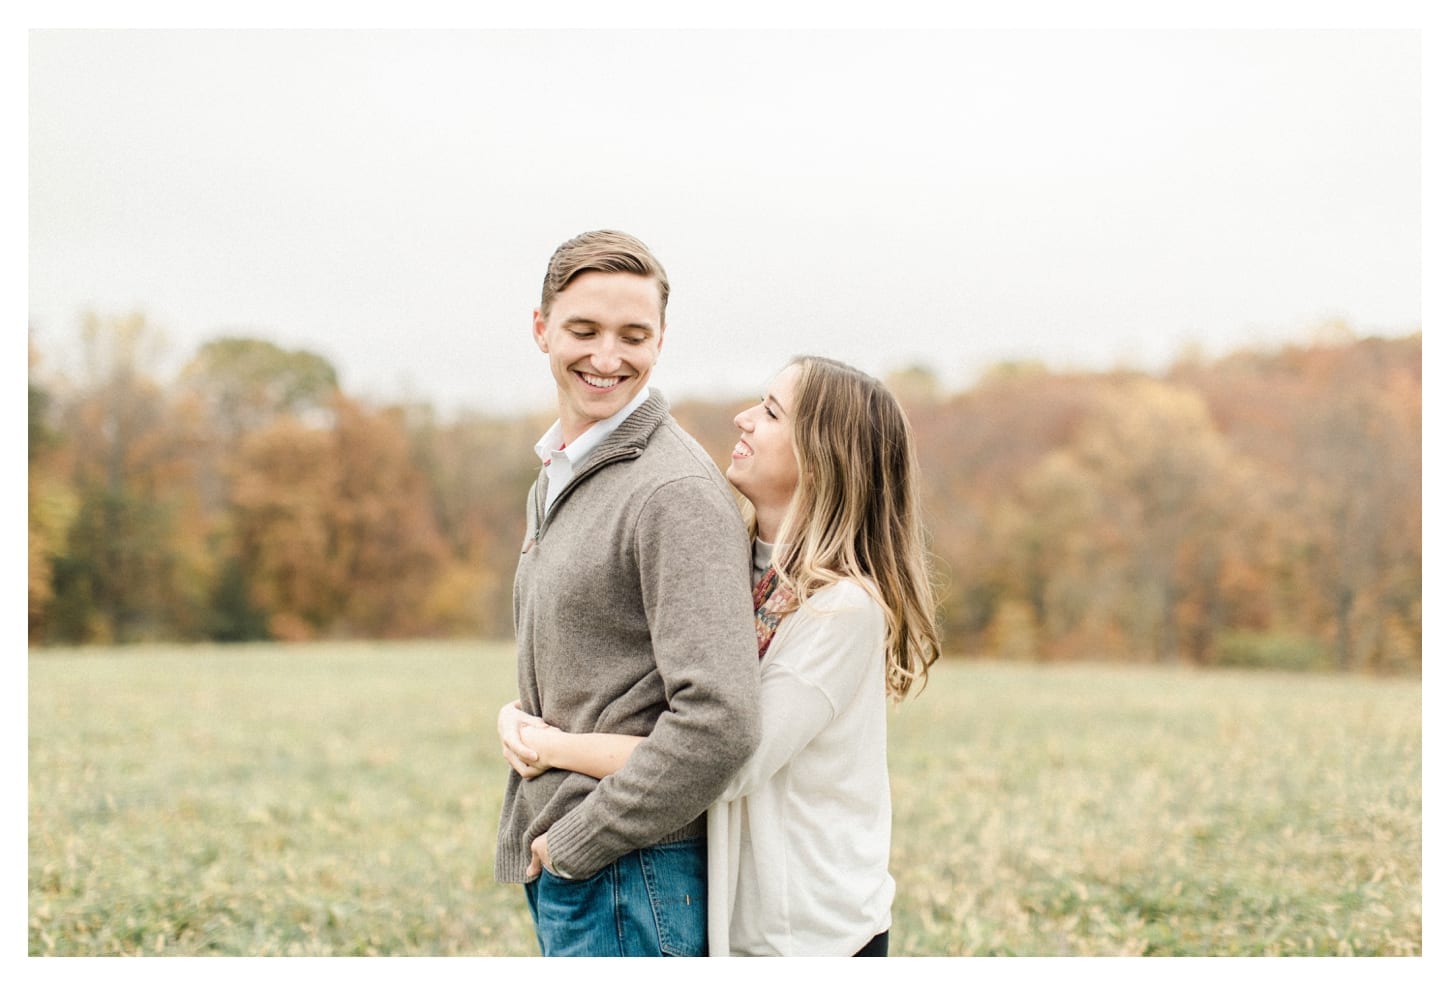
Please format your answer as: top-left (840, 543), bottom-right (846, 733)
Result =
top-left (28, 315), bottom-right (1421, 673)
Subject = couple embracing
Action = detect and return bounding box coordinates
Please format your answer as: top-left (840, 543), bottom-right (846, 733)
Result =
top-left (494, 230), bottom-right (940, 957)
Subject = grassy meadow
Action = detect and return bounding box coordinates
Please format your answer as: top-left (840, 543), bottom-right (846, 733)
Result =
top-left (28, 641), bottom-right (1421, 956)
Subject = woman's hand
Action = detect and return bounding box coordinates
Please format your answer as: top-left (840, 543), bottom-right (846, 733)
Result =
top-left (497, 699), bottom-right (551, 779)
top-left (519, 722), bottom-right (563, 772)
top-left (498, 701), bottom-right (641, 782)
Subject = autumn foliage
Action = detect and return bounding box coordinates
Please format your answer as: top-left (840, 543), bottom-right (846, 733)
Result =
top-left (28, 315), bottom-right (1421, 673)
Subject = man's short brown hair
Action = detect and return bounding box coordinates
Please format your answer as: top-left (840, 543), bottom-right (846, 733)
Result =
top-left (539, 230), bottom-right (670, 320)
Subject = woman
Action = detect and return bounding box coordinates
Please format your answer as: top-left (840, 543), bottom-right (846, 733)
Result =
top-left (498, 355), bottom-right (941, 956)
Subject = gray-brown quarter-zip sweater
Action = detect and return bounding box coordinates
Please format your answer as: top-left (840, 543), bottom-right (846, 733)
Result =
top-left (495, 391), bottom-right (761, 883)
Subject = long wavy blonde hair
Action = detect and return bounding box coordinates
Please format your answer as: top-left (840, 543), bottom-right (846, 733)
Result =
top-left (763, 355), bottom-right (941, 700)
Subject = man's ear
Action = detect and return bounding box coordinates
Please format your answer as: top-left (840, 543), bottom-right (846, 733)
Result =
top-left (532, 309), bottom-right (549, 352)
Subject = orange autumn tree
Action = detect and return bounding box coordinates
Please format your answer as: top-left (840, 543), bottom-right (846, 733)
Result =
top-left (1282, 338), bottom-right (1421, 671)
top-left (27, 315), bottom-right (1419, 668)
top-left (399, 404), bottom-right (552, 638)
top-left (1045, 377), bottom-right (1265, 663)
top-left (1176, 333), bottom-right (1422, 672)
top-left (231, 396), bottom-right (448, 641)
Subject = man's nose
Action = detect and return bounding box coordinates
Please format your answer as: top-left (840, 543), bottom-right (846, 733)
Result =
top-left (590, 336), bottom-right (623, 374)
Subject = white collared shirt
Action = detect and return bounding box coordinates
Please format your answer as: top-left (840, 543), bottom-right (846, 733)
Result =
top-left (534, 387), bottom-right (652, 513)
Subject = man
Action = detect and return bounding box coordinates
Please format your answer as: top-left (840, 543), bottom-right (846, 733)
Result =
top-left (494, 230), bottom-right (761, 956)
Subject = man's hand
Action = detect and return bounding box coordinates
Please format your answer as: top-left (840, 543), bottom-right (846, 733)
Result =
top-left (498, 699), bottom-right (550, 779)
top-left (526, 831), bottom-right (552, 879)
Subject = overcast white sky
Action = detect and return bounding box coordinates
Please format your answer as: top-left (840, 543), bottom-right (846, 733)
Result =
top-left (28, 27), bottom-right (1422, 417)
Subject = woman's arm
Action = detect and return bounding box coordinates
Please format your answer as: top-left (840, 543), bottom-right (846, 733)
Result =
top-left (522, 723), bottom-right (643, 781)
top-left (496, 699), bottom-right (643, 781)
top-left (719, 584), bottom-right (886, 802)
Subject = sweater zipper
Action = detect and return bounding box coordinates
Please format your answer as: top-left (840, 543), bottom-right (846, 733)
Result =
top-left (531, 447), bottom-right (642, 546)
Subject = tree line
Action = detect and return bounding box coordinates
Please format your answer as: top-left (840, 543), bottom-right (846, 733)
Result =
top-left (27, 314), bottom-right (1420, 673)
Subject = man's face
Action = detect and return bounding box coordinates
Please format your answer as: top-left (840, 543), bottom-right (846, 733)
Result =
top-left (533, 271), bottom-right (666, 444)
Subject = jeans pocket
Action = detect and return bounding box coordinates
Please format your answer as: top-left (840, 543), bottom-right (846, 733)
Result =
top-left (638, 839), bottom-right (707, 957)
top-left (531, 866), bottom-right (619, 956)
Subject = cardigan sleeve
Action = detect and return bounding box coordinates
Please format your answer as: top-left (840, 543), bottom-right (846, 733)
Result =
top-left (718, 580), bottom-right (886, 802)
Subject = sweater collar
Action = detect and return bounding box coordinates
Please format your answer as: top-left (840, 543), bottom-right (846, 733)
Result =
top-left (571, 388), bottom-right (669, 470)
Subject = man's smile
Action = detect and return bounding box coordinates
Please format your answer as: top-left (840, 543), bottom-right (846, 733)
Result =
top-left (578, 370), bottom-right (628, 390)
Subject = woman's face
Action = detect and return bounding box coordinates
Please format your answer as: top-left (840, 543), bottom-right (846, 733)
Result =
top-left (726, 363), bottom-right (801, 514)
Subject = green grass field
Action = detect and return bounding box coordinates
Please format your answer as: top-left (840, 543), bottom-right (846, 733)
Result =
top-left (28, 642), bottom-right (1421, 956)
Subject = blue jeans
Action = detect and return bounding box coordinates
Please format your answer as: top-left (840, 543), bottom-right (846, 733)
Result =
top-left (523, 837), bottom-right (707, 957)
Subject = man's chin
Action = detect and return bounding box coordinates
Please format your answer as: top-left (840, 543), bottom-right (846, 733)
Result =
top-left (582, 381), bottom-right (646, 407)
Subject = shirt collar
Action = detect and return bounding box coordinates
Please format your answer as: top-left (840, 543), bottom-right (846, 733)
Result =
top-left (534, 386), bottom-right (653, 466)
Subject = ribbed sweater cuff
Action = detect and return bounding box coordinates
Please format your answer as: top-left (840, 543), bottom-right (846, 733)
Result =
top-left (546, 812), bottom-right (706, 881)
